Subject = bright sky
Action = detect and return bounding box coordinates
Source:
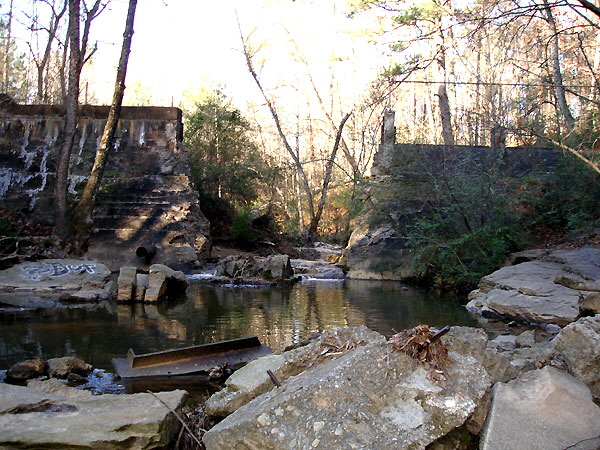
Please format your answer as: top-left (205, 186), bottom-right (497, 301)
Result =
top-left (66, 0), bottom-right (388, 110)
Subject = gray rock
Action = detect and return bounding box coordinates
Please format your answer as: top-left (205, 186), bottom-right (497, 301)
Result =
top-left (547, 248), bottom-right (600, 281)
top-left (203, 344), bottom-right (490, 450)
top-left (117, 266), bottom-right (137, 301)
top-left (441, 326), bottom-right (489, 358)
top-left (215, 255), bottom-right (247, 278)
top-left (149, 264), bottom-right (188, 288)
top-left (466, 257), bottom-right (585, 325)
top-left (0, 259), bottom-right (112, 304)
top-left (145, 270), bottom-right (168, 303)
top-left (489, 334), bottom-right (517, 352)
top-left (342, 223), bottom-right (414, 280)
top-left (134, 273), bottom-right (149, 302)
top-left (440, 326), bottom-right (516, 384)
top-left (441, 326), bottom-right (551, 384)
top-left (0, 381), bottom-right (187, 449)
top-left (205, 326), bottom-right (385, 418)
top-left (291, 259), bottom-right (345, 279)
top-left (47, 356), bottom-right (93, 379)
top-left (515, 329), bottom-right (536, 348)
top-left (262, 254), bottom-right (293, 280)
top-left (507, 341), bottom-right (553, 375)
top-left (552, 315), bottom-right (600, 399)
top-left (480, 367), bottom-right (600, 450)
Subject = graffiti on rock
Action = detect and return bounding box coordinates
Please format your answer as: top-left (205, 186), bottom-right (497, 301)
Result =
top-left (22, 262), bottom-right (97, 281)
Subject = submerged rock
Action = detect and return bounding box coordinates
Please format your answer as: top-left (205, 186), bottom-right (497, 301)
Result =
top-left (0, 380), bottom-right (187, 449)
top-left (480, 367), bottom-right (600, 450)
top-left (5, 358), bottom-right (47, 383)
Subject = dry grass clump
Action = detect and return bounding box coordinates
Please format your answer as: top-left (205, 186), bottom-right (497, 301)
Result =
top-left (389, 325), bottom-right (450, 374)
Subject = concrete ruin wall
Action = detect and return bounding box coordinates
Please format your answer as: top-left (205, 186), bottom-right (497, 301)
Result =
top-left (0, 103), bottom-right (210, 271)
top-left (343, 111), bottom-right (563, 280)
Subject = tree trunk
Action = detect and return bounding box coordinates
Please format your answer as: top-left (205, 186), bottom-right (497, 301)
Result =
top-left (308, 112), bottom-right (352, 235)
top-left (2, 0), bottom-right (13, 92)
top-left (239, 28), bottom-right (316, 227)
top-left (542, 0), bottom-right (576, 133)
top-left (70, 0), bottom-right (137, 252)
top-left (36, 1), bottom-right (67, 102)
top-left (54, 0), bottom-right (81, 240)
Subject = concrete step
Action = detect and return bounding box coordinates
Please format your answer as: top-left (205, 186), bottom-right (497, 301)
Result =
top-left (94, 204), bottom-right (170, 217)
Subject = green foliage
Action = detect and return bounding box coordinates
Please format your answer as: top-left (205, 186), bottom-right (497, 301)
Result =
top-left (409, 218), bottom-right (521, 290)
top-left (184, 90), bottom-right (284, 238)
top-left (0, 16), bottom-right (28, 102)
top-left (527, 156), bottom-right (600, 235)
top-left (405, 151), bottom-right (525, 291)
top-left (185, 91), bottom-right (261, 206)
top-left (231, 211), bottom-right (259, 244)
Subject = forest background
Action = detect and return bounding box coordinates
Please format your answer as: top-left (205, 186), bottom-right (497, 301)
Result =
top-left (1, 0), bottom-right (600, 290)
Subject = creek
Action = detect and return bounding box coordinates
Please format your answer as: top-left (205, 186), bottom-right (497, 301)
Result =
top-left (0, 278), bottom-right (488, 395)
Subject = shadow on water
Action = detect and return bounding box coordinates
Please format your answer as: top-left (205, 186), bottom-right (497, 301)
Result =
top-left (0, 279), bottom-right (480, 377)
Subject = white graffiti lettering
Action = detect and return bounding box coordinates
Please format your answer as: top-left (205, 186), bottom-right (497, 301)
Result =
top-left (22, 262), bottom-right (97, 280)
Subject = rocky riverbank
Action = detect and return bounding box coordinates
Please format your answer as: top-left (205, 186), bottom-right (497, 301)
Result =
top-left (1, 248), bottom-right (599, 448)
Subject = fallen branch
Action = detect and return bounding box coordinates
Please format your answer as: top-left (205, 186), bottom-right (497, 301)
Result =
top-left (146, 390), bottom-right (204, 447)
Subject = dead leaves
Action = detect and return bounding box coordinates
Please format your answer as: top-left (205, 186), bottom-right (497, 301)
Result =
top-left (389, 325), bottom-right (450, 380)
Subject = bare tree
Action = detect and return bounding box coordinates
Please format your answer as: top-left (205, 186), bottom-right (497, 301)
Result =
top-left (542, 0), bottom-right (576, 133)
top-left (54, 0), bottom-right (106, 240)
top-left (26, 0), bottom-right (67, 102)
top-left (239, 22), bottom-right (351, 236)
top-left (70, 0), bottom-right (137, 251)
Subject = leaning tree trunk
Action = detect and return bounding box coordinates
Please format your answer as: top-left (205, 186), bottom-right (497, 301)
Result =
top-left (308, 112), bottom-right (352, 235)
top-left (54, 0), bottom-right (81, 240)
top-left (70, 0), bottom-right (137, 252)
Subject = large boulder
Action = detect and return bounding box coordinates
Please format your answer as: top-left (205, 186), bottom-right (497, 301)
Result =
top-left (480, 367), bottom-right (600, 450)
top-left (214, 254), bottom-right (295, 283)
top-left (0, 380), bottom-right (187, 449)
top-left (47, 356), bottom-right (93, 380)
top-left (551, 314), bottom-right (600, 399)
top-left (205, 326), bottom-right (385, 417)
top-left (203, 340), bottom-right (490, 449)
top-left (0, 259), bottom-right (113, 305)
top-left (466, 249), bottom-right (600, 325)
top-left (116, 264), bottom-right (188, 303)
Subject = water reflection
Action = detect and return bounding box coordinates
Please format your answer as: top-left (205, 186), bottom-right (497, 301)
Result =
top-left (0, 280), bottom-right (478, 371)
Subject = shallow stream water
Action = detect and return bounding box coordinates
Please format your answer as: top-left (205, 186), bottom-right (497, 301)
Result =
top-left (0, 278), bottom-right (487, 395)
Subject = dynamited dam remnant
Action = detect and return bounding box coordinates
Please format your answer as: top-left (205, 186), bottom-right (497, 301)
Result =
top-left (0, 101), bottom-right (210, 271)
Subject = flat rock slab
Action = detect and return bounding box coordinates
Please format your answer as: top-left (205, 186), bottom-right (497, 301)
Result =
top-left (0, 380), bottom-right (187, 449)
top-left (480, 367), bottom-right (600, 450)
top-left (0, 259), bottom-right (112, 306)
top-left (466, 249), bottom-right (600, 325)
top-left (203, 342), bottom-right (490, 450)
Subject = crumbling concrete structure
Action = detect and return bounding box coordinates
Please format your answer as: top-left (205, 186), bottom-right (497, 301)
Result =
top-left (0, 102), bottom-right (210, 271)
